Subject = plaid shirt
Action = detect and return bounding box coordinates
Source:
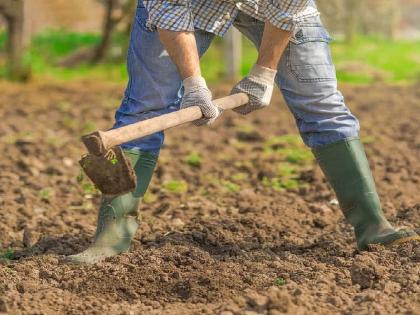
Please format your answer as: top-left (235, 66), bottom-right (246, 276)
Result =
top-left (143, 0), bottom-right (319, 36)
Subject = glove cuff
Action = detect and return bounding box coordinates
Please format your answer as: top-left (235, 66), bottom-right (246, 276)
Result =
top-left (249, 64), bottom-right (277, 85)
top-left (183, 75), bottom-right (207, 91)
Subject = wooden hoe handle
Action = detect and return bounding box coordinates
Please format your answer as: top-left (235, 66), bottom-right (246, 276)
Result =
top-left (82, 93), bottom-right (249, 155)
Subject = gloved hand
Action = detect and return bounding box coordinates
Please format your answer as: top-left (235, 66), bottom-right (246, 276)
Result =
top-left (180, 75), bottom-right (221, 126)
top-left (231, 64), bottom-right (277, 115)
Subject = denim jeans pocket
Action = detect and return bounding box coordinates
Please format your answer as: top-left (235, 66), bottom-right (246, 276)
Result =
top-left (288, 22), bottom-right (336, 83)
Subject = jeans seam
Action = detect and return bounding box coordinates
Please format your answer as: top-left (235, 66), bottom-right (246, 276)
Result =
top-left (126, 46), bottom-right (134, 97)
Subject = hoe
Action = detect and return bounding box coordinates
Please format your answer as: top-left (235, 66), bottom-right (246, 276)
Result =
top-left (80, 93), bottom-right (248, 196)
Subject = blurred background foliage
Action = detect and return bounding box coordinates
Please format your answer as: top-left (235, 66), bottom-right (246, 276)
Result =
top-left (0, 0), bottom-right (419, 84)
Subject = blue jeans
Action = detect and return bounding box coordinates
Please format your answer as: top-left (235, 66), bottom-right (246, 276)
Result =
top-left (114, 2), bottom-right (359, 156)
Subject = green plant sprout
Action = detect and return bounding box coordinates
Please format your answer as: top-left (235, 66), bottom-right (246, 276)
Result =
top-left (222, 181), bottom-right (240, 193)
top-left (163, 180), bottom-right (188, 194)
top-left (39, 187), bottom-right (53, 201)
top-left (275, 277), bottom-right (286, 286)
top-left (185, 153), bottom-right (202, 167)
top-left (82, 182), bottom-right (97, 194)
top-left (76, 169), bottom-right (84, 182)
top-left (0, 248), bottom-right (15, 261)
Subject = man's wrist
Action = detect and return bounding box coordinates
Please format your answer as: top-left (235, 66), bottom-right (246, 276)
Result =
top-left (183, 75), bottom-right (207, 91)
top-left (255, 58), bottom-right (280, 70)
top-left (249, 64), bottom-right (277, 84)
top-left (179, 67), bottom-right (201, 80)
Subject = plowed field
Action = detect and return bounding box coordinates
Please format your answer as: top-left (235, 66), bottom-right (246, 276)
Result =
top-left (0, 82), bottom-right (419, 314)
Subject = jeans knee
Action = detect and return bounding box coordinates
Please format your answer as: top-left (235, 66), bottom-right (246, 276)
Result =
top-left (300, 116), bottom-right (360, 148)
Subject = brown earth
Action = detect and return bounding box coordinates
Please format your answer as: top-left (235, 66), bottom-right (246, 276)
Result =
top-left (0, 81), bottom-right (419, 315)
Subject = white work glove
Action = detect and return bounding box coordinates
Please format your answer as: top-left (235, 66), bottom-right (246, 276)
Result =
top-left (231, 64), bottom-right (277, 115)
top-left (180, 75), bottom-right (221, 126)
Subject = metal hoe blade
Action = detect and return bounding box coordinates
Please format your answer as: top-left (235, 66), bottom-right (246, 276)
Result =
top-left (79, 146), bottom-right (136, 196)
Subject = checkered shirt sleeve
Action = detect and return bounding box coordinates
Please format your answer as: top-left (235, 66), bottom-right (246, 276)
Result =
top-left (265, 0), bottom-right (311, 31)
top-left (143, 0), bottom-right (195, 32)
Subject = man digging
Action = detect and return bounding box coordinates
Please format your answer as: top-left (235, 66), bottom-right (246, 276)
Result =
top-left (66, 0), bottom-right (419, 264)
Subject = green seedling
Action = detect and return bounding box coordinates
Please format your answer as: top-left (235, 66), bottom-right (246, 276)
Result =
top-left (0, 248), bottom-right (15, 261)
top-left (277, 163), bottom-right (297, 177)
top-left (76, 169), bottom-right (84, 182)
top-left (143, 191), bottom-right (158, 204)
top-left (82, 182), bottom-right (97, 194)
top-left (199, 188), bottom-right (210, 196)
top-left (85, 200), bottom-right (94, 209)
top-left (163, 180), bottom-right (188, 194)
top-left (233, 160), bottom-right (253, 169)
top-left (275, 277), bottom-right (286, 286)
top-left (110, 158), bottom-right (118, 165)
top-left (264, 135), bottom-right (313, 165)
top-left (280, 148), bottom-right (313, 165)
top-left (280, 179), bottom-right (301, 189)
top-left (231, 172), bottom-right (249, 182)
top-left (361, 136), bottom-right (376, 144)
top-left (262, 177), bottom-right (300, 191)
top-left (39, 187), bottom-right (53, 201)
top-left (236, 123), bottom-right (256, 134)
top-left (262, 177), bottom-right (278, 190)
top-left (185, 153), bottom-right (202, 167)
top-left (76, 168), bottom-right (98, 195)
top-left (222, 181), bottom-right (240, 193)
top-left (262, 161), bottom-right (310, 191)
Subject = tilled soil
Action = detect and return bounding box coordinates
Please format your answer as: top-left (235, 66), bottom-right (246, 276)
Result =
top-left (0, 81), bottom-right (419, 315)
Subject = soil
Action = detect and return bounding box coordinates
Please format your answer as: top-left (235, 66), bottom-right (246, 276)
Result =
top-left (0, 81), bottom-right (419, 315)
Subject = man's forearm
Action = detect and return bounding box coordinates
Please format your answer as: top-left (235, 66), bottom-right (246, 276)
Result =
top-left (157, 29), bottom-right (200, 79)
top-left (158, 29), bottom-right (220, 125)
top-left (257, 22), bottom-right (292, 70)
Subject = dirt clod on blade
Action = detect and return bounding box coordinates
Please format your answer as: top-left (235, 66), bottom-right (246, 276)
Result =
top-left (80, 146), bottom-right (136, 196)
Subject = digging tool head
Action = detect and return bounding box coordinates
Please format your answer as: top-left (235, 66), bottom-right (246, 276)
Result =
top-left (79, 146), bottom-right (136, 196)
top-left (82, 131), bottom-right (107, 156)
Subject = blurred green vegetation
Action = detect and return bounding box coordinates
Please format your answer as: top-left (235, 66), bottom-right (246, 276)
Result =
top-left (0, 31), bottom-right (6, 50)
top-left (0, 29), bottom-right (127, 81)
top-left (31, 30), bottom-right (100, 58)
top-left (0, 29), bottom-right (419, 84)
top-left (0, 248), bottom-right (15, 261)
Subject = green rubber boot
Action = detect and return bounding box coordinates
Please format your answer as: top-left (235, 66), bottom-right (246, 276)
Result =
top-left (313, 138), bottom-right (419, 250)
top-left (66, 149), bottom-right (157, 264)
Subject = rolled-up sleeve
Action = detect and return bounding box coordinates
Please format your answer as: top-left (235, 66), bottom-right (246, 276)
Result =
top-left (143, 0), bottom-right (195, 32)
top-left (265, 0), bottom-right (310, 31)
